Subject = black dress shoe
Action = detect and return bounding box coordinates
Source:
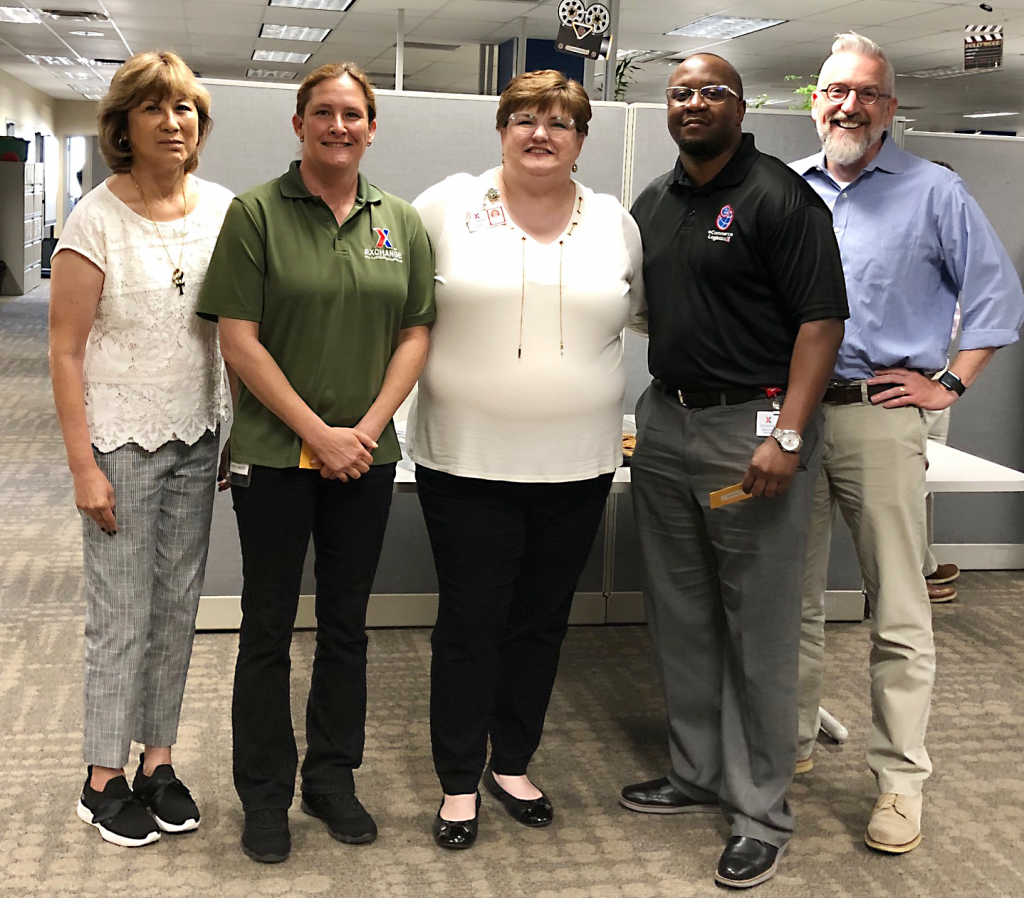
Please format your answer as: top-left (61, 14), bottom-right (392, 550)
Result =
top-left (619, 776), bottom-right (717, 814)
top-left (432, 794), bottom-right (480, 850)
top-left (482, 766), bottom-right (553, 827)
top-left (715, 836), bottom-right (784, 889)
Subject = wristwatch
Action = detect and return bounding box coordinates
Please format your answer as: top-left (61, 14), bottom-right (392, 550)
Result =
top-left (771, 427), bottom-right (803, 454)
top-left (937, 370), bottom-right (966, 396)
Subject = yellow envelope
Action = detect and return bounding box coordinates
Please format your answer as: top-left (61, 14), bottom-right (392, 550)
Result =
top-left (298, 440), bottom-right (322, 470)
top-left (709, 482), bottom-right (752, 509)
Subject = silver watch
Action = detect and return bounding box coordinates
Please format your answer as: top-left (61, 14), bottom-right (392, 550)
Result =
top-left (771, 427), bottom-right (803, 454)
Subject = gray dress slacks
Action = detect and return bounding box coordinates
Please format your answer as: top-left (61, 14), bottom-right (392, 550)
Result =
top-left (631, 385), bottom-right (822, 847)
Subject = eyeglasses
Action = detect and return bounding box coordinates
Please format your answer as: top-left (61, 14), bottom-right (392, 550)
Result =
top-left (507, 112), bottom-right (577, 133)
top-left (665, 85), bottom-right (741, 106)
top-left (820, 83), bottom-right (892, 106)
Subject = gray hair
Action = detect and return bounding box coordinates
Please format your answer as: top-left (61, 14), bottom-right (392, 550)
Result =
top-left (824, 31), bottom-right (895, 95)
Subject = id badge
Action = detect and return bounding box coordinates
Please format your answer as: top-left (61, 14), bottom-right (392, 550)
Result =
top-left (228, 460), bottom-right (251, 488)
top-left (755, 410), bottom-right (779, 437)
top-left (466, 205), bottom-right (508, 233)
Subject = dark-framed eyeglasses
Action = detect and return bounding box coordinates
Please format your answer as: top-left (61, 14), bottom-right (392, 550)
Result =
top-left (821, 83), bottom-right (891, 106)
top-left (665, 85), bottom-right (741, 106)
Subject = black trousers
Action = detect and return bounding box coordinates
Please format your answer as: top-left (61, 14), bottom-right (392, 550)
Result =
top-left (230, 463), bottom-right (395, 811)
top-left (416, 466), bottom-right (613, 795)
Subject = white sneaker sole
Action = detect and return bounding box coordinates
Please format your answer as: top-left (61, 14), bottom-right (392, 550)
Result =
top-left (154, 814), bottom-right (200, 833)
top-left (865, 831), bottom-right (922, 853)
top-left (77, 801), bottom-right (161, 847)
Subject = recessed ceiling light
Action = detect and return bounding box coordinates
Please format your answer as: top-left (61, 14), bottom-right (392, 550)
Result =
top-left (260, 23), bottom-right (331, 41)
top-left (247, 68), bottom-right (297, 80)
top-left (268, 0), bottom-right (357, 9)
top-left (0, 6), bottom-right (40, 23)
top-left (400, 41), bottom-right (462, 51)
top-left (69, 30), bottom-right (105, 37)
top-left (252, 49), bottom-right (311, 63)
top-left (963, 111), bottom-right (1018, 118)
top-left (665, 16), bottom-right (785, 40)
top-left (27, 55), bottom-right (75, 65)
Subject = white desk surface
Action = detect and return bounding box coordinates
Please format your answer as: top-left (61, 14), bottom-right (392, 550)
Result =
top-left (395, 440), bottom-right (1024, 494)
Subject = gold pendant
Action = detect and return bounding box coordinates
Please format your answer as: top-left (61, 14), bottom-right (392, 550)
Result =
top-left (485, 187), bottom-right (500, 203)
top-left (172, 268), bottom-right (185, 296)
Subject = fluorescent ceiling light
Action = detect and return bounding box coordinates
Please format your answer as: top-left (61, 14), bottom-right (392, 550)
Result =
top-left (27, 55), bottom-right (75, 65)
top-left (83, 93), bottom-right (103, 100)
top-left (260, 23), bottom-right (331, 41)
top-left (268, 0), bottom-right (357, 9)
top-left (69, 30), bottom-right (105, 37)
top-left (963, 111), bottom-right (1018, 118)
top-left (38, 8), bottom-right (107, 21)
top-left (665, 16), bottom-right (785, 40)
top-left (899, 66), bottom-right (991, 80)
top-left (400, 40), bottom-right (462, 51)
top-left (64, 71), bottom-right (94, 80)
top-left (0, 6), bottom-right (40, 23)
top-left (247, 68), bottom-right (297, 80)
top-left (253, 49), bottom-right (311, 63)
top-left (616, 49), bottom-right (675, 63)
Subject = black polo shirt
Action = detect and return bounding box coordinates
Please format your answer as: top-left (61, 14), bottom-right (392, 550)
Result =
top-left (631, 133), bottom-right (848, 392)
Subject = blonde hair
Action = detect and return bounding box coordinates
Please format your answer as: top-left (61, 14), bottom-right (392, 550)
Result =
top-left (296, 62), bottom-right (376, 122)
top-left (496, 70), bottom-right (591, 135)
top-left (97, 50), bottom-right (211, 174)
top-left (826, 32), bottom-right (895, 95)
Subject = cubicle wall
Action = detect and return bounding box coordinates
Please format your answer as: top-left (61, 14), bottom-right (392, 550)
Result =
top-left (195, 80), bottom-right (1024, 628)
top-left (904, 131), bottom-right (1024, 559)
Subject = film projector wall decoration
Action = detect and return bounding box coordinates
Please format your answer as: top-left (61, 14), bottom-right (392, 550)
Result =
top-left (555, 0), bottom-right (612, 59)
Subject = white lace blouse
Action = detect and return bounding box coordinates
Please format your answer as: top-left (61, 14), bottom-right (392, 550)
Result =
top-left (55, 177), bottom-right (234, 452)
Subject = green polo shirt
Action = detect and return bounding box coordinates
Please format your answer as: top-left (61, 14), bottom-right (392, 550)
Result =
top-left (197, 162), bottom-right (435, 468)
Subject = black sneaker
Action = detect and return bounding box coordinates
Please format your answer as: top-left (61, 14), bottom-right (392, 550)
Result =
top-left (241, 809), bottom-right (291, 863)
top-left (301, 791), bottom-right (377, 844)
top-left (132, 755), bottom-right (200, 833)
top-left (77, 768), bottom-right (161, 848)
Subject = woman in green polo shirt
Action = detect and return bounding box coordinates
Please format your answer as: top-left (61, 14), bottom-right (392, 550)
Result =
top-left (196, 62), bottom-right (435, 864)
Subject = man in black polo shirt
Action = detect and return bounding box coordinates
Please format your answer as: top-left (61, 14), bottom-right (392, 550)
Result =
top-left (620, 54), bottom-right (848, 889)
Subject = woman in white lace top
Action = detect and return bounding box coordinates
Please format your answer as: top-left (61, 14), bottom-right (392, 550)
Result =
top-left (48, 51), bottom-right (233, 849)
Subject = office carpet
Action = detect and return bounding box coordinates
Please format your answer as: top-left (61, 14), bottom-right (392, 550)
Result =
top-left (1, 288), bottom-right (1022, 897)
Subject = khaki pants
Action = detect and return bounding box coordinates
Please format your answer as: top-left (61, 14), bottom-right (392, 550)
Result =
top-left (797, 401), bottom-right (935, 796)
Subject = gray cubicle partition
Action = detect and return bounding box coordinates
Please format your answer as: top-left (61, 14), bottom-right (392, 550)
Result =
top-left (903, 132), bottom-right (1024, 560)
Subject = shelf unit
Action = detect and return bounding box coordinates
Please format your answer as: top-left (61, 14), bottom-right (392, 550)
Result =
top-left (0, 162), bottom-right (44, 295)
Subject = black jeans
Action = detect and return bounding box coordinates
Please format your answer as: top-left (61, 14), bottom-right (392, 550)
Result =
top-left (416, 466), bottom-right (613, 795)
top-left (230, 463), bottom-right (395, 811)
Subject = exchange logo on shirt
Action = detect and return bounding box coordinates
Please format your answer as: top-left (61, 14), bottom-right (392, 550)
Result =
top-left (365, 227), bottom-right (404, 262)
top-left (707, 205), bottom-right (735, 243)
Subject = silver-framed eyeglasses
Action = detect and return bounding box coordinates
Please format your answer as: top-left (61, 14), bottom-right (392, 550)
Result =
top-left (507, 112), bottom-right (577, 133)
top-left (821, 83), bottom-right (891, 106)
top-left (665, 85), bottom-right (741, 106)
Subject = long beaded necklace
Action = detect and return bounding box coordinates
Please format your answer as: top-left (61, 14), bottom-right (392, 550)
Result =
top-left (130, 172), bottom-right (188, 295)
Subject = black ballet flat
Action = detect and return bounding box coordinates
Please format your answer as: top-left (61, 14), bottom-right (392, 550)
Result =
top-left (432, 793), bottom-right (480, 850)
top-left (483, 766), bottom-right (553, 828)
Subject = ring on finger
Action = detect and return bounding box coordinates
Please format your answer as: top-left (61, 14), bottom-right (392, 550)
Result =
top-left (899, 385), bottom-right (906, 394)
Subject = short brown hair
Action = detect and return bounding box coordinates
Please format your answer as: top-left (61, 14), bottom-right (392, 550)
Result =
top-left (496, 70), bottom-right (591, 135)
top-left (296, 62), bottom-right (376, 123)
top-left (97, 50), bottom-right (211, 174)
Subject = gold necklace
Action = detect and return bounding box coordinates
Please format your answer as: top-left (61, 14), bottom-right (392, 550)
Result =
top-left (130, 172), bottom-right (188, 295)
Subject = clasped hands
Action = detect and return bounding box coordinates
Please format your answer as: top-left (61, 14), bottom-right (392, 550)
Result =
top-left (306, 425), bottom-right (379, 481)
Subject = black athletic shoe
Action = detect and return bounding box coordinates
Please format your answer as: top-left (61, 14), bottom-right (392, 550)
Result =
top-left (132, 755), bottom-right (200, 833)
top-left (77, 768), bottom-right (161, 848)
top-left (241, 809), bottom-right (291, 863)
top-left (301, 791), bottom-right (378, 844)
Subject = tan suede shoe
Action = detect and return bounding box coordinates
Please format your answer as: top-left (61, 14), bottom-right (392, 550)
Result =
top-left (794, 754), bottom-right (813, 775)
top-left (865, 792), bottom-right (922, 853)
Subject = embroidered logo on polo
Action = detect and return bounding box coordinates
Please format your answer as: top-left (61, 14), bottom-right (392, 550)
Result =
top-left (707, 204), bottom-right (735, 243)
top-left (365, 226), bottom-right (403, 262)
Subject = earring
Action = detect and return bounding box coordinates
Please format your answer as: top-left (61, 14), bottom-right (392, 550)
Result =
top-left (118, 135), bottom-right (130, 152)
top-left (572, 163), bottom-right (578, 172)
top-left (299, 135), bottom-right (304, 143)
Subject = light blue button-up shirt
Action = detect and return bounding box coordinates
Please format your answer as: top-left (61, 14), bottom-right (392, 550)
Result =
top-left (792, 134), bottom-right (1024, 380)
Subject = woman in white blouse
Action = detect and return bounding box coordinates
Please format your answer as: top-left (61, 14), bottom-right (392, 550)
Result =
top-left (49, 51), bottom-right (232, 849)
top-left (408, 70), bottom-right (644, 849)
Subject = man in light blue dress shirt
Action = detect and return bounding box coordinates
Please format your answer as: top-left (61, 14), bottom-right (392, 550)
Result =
top-left (791, 32), bottom-right (1024, 855)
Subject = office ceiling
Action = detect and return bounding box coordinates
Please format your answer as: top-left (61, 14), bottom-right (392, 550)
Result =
top-left (2, 0), bottom-right (1024, 133)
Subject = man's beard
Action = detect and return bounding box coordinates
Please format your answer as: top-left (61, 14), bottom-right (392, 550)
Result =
top-left (817, 113), bottom-right (878, 166)
top-left (676, 132), bottom-right (729, 160)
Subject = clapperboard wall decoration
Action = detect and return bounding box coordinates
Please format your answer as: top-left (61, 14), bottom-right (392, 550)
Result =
top-left (964, 24), bottom-right (1003, 71)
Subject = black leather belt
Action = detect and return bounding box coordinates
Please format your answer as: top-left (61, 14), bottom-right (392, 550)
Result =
top-left (822, 382), bottom-right (900, 405)
top-left (653, 380), bottom-right (783, 409)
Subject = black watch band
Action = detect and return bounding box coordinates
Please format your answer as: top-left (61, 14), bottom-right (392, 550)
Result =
top-left (937, 370), bottom-right (966, 396)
